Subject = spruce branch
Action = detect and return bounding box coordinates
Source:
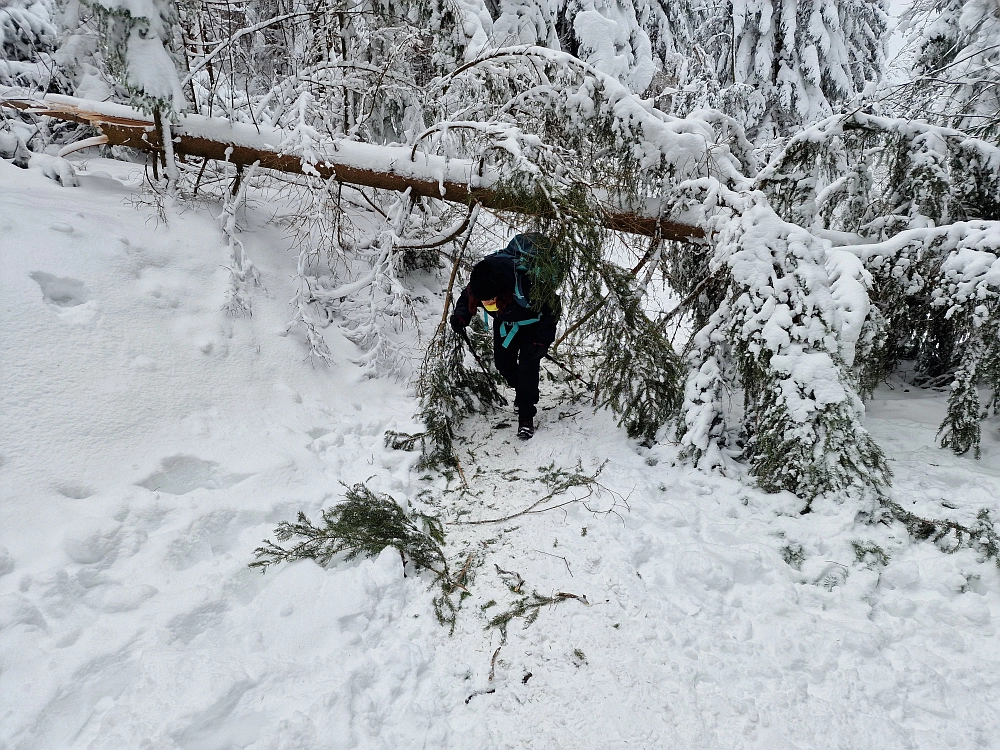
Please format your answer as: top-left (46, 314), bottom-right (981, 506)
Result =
top-left (884, 502), bottom-right (1000, 565)
top-left (486, 590), bottom-right (589, 644)
top-left (250, 483), bottom-right (448, 579)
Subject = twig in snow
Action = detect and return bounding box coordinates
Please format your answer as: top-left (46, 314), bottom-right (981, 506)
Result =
top-left (464, 688), bottom-right (495, 704)
top-left (488, 645), bottom-right (501, 682)
top-left (486, 590), bottom-right (589, 644)
top-left (451, 462), bottom-right (622, 525)
top-left (532, 549), bottom-right (573, 577)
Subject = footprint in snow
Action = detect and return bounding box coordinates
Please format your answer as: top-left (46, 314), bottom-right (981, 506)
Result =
top-left (137, 455), bottom-right (251, 495)
top-left (83, 583), bottom-right (158, 613)
top-left (64, 517), bottom-right (123, 565)
top-left (31, 271), bottom-right (90, 308)
top-left (0, 593), bottom-right (47, 632)
top-left (55, 482), bottom-right (94, 499)
top-left (167, 600), bottom-right (229, 644)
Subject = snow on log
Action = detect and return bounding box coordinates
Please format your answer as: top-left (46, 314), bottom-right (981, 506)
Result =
top-left (0, 90), bottom-right (704, 242)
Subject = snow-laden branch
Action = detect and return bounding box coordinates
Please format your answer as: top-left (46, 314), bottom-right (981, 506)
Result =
top-left (758, 111), bottom-right (1000, 185)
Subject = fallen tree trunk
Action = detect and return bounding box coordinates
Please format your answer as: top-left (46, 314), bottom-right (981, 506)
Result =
top-left (0, 91), bottom-right (704, 242)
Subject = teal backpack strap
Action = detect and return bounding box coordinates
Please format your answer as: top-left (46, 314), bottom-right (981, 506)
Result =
top-left (513, 272), bottom-right (527, 305)
top-left (499, 317), bottom-right (540, 348)
top-left (482, 309), bottom-right (489, 328)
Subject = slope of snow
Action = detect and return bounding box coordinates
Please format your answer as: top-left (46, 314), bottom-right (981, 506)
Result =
top-left (2, 156), bottom-right (1000, 749)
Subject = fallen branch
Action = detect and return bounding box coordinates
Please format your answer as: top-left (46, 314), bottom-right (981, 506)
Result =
top-left (885, 501), bottom-right (1000, 564)
top-left (451, 462), bottom-right (615, 525)
top-left (486, 589), bottom-right (589, 644)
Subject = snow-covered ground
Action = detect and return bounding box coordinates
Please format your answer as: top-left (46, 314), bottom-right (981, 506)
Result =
top-left (3, 157), bottom-right (1000, 750)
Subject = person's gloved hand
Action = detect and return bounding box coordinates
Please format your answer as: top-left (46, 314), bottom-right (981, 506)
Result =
top-left (450, 314), bottom-right (467, 335)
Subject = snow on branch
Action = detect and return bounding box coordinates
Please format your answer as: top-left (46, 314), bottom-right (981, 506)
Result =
top-left (759, 111), bottom-right (1000, 239)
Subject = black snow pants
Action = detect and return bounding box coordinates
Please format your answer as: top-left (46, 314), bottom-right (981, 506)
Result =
top-left (493, 325), bottom-right (551, 419)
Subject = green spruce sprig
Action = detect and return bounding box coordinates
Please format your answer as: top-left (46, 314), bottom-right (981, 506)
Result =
top-left (251, 483), bottom-right (447, 578)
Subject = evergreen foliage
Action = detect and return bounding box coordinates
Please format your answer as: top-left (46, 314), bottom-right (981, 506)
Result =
top-left (592, 260), bottom-right (684, 442)
top-left (416, 316), bottom-right (507, 469)
top-left (250, 483), bottom-right (448, 576)
top-left (885, 502), bottom-right (1000, 566)
top-left (851, 540), bottom-right (889, 567)
top-left (676, 191), bottom-right (890, 499)
top-left (939, 349), bottom-right (983, 458)
top-left (486, 589), bottom-right (587, 643)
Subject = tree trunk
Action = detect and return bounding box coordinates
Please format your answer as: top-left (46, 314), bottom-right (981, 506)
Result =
top-left (0, 92), bottom-right (704, 242)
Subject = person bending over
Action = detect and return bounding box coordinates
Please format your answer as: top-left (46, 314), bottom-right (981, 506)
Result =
top-left (450, 236), bottom-right (560, 440)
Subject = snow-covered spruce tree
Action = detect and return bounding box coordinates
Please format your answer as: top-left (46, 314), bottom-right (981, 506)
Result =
top-left (74, 0), bottom-right (185, 114)
top-left (669, 0), bottom-right (887, 142)
top-left (674, 186), bottom-right (889, 499)
top-left (63, 0), bottom-right (185, 188)
top-left (759, 114), bottom-right (1000, 455)
top-left (498, 0), bottom-right (702, 107)
top-left (0, 0), bottom-right (79, 158)
top-left (897, 0), bottom-right (1000, 143)
top-left (390, 45), bottom-right (887, 498)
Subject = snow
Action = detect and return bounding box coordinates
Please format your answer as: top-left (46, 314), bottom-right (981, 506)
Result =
top-left (4, 156), bottom-right (1000, 749)
top-left (572, 2), bottom-right (655, 93)
top-left (124, 27), bottom-right (184, 110)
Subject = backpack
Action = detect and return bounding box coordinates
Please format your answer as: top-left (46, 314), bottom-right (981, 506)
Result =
top-left (492, 233), bottom-right (565, 308)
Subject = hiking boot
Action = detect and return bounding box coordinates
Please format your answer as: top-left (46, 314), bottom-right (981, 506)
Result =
top-left (517, 414), bottom-right (534, 440)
